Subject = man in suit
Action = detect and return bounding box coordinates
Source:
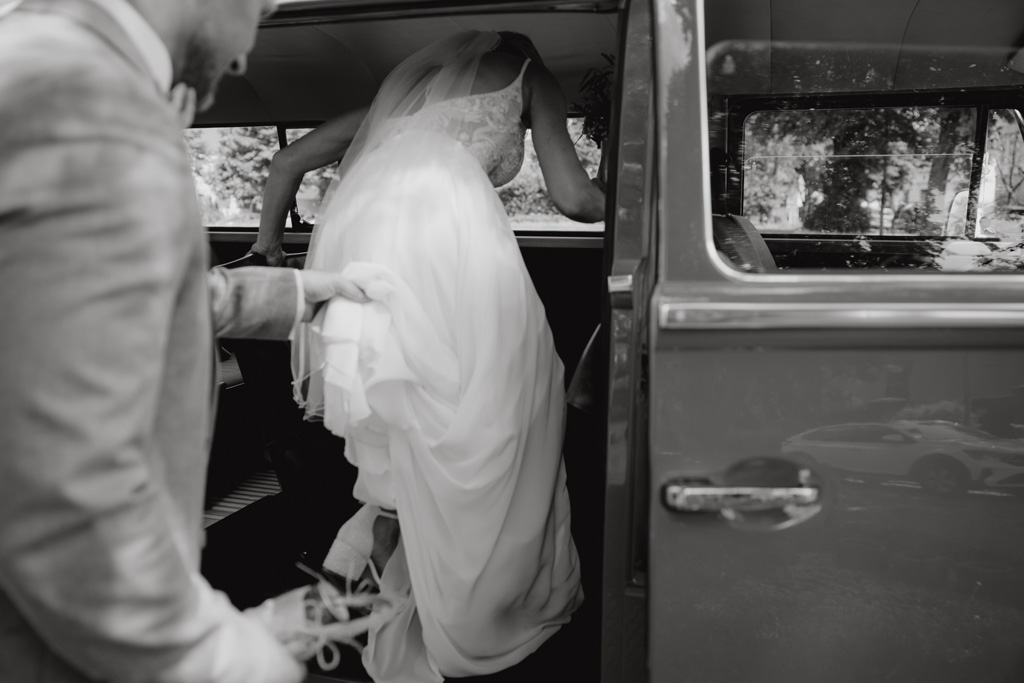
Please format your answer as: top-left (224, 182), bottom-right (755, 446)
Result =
top-left (0, 1), bottom-right (360, 681)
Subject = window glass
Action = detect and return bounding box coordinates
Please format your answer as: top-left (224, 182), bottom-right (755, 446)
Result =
top-left (720, 102), bottom-right (1024, 273)
top-left (285, 128), bottom-right (336, 227)
top-left (742, 107), bottom-right (976, 237)
top-left (854, 426), bottom-right (905, 443)
top-left (184, 126), bottom-right (280, 227)
top-left (279, 119), bottom-right (603, 233)
top-left (978, 110), bottom-right (1024, 242)
top-left (189, 121), bottom-right (602, 232)
top-left (500, 118), bottom-right (604, 232)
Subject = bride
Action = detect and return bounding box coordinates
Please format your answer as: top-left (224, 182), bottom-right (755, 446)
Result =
top-left (251, 30), bottom-right (606, 682)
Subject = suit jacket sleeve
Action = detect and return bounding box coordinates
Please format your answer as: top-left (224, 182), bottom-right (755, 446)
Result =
top-left (0, 30), bottom-right (303, 683)
top-left (208, 265), bottom-right (304, 340)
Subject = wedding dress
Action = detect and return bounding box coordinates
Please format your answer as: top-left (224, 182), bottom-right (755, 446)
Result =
top-left (292, 31), bottom-right (583, 682)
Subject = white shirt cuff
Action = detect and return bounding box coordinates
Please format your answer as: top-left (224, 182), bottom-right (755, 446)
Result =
top-left (289, 270), bottom-right (304, 340)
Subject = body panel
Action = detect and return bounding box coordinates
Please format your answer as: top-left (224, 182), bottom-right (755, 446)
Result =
top-left (647, 0), bottom-right (1024, 680)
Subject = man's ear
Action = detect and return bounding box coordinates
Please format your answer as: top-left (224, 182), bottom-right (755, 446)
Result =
top-left (227, 54), bottom-right (248, 77)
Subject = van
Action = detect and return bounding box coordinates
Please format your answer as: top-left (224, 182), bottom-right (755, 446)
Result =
top-left (198, 1), bottom-right (1024, 681)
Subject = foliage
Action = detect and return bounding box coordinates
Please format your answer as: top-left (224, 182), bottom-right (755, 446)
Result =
top-left (185, 120), bottom-right (600, 226)
top-left (184, 126), bottom-right (277, 226)
top-left (214, 126), bottom-right (277, 214)
top-left (943, 110), bottom-right (1024, 271)
top-left (576, 53), bottom-right (615, 146)
top-left (497, 131), bottom-right (557, 215)
top-left (497, 119), bottom-right (600, 217)
top-left (986, 112), bottom-right (1024, 206)
top-left (742, 103), bottom-right (1024, 271)
top-left (743, 107), bottom-right (976, 236)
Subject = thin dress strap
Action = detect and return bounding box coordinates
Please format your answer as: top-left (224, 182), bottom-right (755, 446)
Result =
top-left (514, 58), bottom-right (531, 122)
top-left (514, 58), bottom-right (531, 86)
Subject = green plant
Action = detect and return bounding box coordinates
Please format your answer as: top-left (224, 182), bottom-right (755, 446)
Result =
top-left (577, 53), bottom-right (615, 147)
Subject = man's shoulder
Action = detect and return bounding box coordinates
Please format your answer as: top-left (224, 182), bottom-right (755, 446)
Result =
top-left (0, 12), bottom-right (191, 233)
top-left (1, 11), bottom-right (123, 81)
top-left (0, 11), bottom-right (172, 137)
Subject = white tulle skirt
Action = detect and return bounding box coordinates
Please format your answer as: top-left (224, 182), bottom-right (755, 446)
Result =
top-left (292, 131), bottom-right (583, 682)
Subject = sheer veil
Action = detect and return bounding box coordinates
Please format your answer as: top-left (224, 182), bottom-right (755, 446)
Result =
top-left (306, 30), bottom-right (501, 260)
top-left (295, 29), bottom-right (502, 420)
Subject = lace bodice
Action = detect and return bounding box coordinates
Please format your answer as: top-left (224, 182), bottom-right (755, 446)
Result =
top-left (388, 59), bottom-right (529, 187)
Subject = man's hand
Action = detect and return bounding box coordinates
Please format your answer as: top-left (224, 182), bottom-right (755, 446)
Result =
top-left (299, 270), bottom-right (369, 321)
top-left (169, 83), bottom-right (197, 129)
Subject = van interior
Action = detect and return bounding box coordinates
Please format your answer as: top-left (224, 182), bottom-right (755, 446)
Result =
top-left (197, 1), bottom-right (1024, 681)
top-left (200, 3), bottom-right (619, 682)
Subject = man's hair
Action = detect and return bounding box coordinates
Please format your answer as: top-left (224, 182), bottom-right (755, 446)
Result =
top-left (495, 31), bottom-right (544, 66)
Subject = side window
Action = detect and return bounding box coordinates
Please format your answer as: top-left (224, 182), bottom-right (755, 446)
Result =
top-left (498, 118), bottom-right (603, 232)
top-left (278, 125), bottom-right (601, 232)
top-left (857, 426), bottom-right (906, 443)
top-left (188, 121), bottom-right (602, 233)
top-left (183, 126), bottom-right (280, 227)
top-left (741, 107), bottom-right (976, 237)
top-left (726, 103), bottom-right (1024, 273)
top-left (285, 128), bottom-right (336, 227)
top-left (979, 109), bottom-right (1024, 242)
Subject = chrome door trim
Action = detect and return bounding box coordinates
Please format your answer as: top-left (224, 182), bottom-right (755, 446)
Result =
top-left (663, 484), bottom-right (820, 512)
top-left (660, 301), bottom-right (1024, 330)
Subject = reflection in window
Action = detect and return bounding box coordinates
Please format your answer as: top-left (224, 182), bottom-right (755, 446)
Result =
top-left (942, 110), bottom-right (1024, 272)
top-left (978, 110), bottom-right (1024, 242)
top-left (742, 107), bottom-right (976, 237)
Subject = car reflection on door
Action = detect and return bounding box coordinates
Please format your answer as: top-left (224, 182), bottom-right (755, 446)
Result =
top-left (782, 420), bottom-right (1024, 495)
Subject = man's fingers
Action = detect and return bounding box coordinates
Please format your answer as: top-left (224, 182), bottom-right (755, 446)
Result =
top-left (337, 279), bottom-right (369, 303)
top-left (300, 271), bottom-right (370, 308)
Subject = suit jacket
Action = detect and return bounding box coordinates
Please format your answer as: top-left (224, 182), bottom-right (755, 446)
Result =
top-left (0, 2), bottom-right (305, 682)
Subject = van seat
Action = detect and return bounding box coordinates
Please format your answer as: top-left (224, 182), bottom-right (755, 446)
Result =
top-left (712, 214), bottom-right (778, 273)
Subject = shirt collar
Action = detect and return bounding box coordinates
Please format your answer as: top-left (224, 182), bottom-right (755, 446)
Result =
top-left (86, 0), bottom-right (173, 93)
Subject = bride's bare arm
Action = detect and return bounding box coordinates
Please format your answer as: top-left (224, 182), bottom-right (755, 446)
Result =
top-left (252, 106), bottom-right (369, 265)
top-left (526, 64), bottom-right (606, 223)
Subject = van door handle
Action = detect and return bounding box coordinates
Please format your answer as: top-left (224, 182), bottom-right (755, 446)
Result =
top-left (663, 483), bottom-right (820, 512)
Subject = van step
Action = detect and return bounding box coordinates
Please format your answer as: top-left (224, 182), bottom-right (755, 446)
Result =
top-left (203, 468), bottom-right (281, 528)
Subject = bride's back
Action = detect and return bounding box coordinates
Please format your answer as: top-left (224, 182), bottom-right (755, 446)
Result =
top-left (391, 50), bottom-right (532, 187)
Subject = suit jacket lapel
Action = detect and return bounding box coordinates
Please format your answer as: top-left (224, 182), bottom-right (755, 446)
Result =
top-left (15, 0), bottom-right (155, 87)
